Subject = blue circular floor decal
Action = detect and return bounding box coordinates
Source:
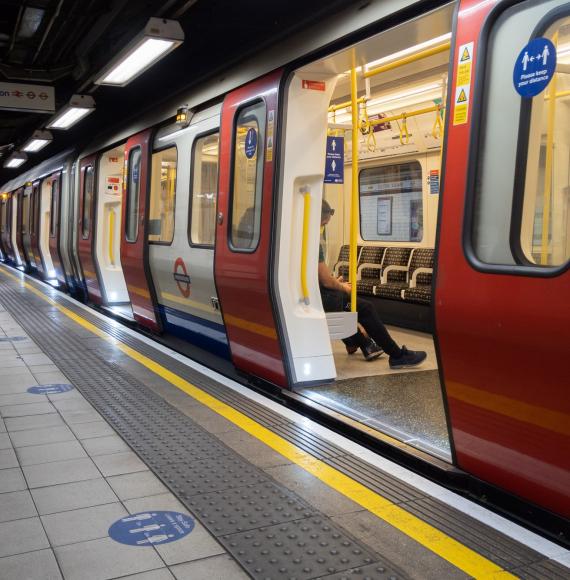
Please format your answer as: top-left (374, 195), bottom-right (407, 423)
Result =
top-left (28, 384), bottom-right (74, 395)
top-left (0, 336), bottom-right (28, 342)
top-left (109, 511), bottom-right (195, 546)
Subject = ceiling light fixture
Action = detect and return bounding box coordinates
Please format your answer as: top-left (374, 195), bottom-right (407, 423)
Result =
top-left (46, 95), bottom-right (95, 130)
top-left (21, 130), bottom-right (53, 152)
top-left (4, 152), bottom-right (28, 168)
top-left (95, 18), bottom-right (184, 87)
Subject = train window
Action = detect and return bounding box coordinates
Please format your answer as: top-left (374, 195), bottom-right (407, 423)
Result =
top-left (190, 132), bottom-right (219, 246)
top-left (148, 147), bottom-right (177, 244)
top-left (1, 200), bottom-right (6, 233)
top-left (82, 166), bottom-right (94, 239)
top-left (359, 162), bottom-right (423, 242)
top-left (126, 147), bottom-right (142, 243)
top-left (230, 101), bottom-right (266, 251)
top-left (471, 2), bottom-right (570, 269)
top-left (49, 179), bottom-right (59, 238)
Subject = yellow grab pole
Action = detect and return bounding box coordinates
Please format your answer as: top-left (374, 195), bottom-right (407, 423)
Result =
top-left (541, 34), bottom-right (558, 265)
top-left (367, 104), bottom-right (444, 127)
top-left (364, 41), bottom-right (451, 79)
top-left (300, 186), bottom-right (311, 305)
top-left (108, 209), bottom-right (115, 266)
top-left (350, 54), bottom-right (359, 313)
top-left (328, 96), bottom-right (367, 113)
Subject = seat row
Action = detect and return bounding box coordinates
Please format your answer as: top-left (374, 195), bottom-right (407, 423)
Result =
top-left (333, 245), bottom-right (434, 305)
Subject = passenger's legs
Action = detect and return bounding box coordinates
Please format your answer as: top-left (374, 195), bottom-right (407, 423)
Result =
top-left (355, 297), bottom-right (402, 357)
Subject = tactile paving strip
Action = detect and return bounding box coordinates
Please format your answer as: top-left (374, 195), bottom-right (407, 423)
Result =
top-left (0, 280), bottom-right (405, 580)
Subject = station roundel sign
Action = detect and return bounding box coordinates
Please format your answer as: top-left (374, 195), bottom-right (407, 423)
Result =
top-left (173, 257), bottom-right (191, 298)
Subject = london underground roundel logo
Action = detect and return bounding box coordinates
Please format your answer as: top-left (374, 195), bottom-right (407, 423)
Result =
top-left (173, 257), bottom-right (191, 298)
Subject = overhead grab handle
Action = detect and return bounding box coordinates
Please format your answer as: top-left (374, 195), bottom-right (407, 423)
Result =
top-left (299, 185), bottom-right (311, 306)
top-left (431, 104), bottom-right (444, 139)
top-left (399, 113), bottom-right (410, 145)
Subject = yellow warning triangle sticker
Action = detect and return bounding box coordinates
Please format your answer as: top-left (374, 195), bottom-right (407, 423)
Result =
top-left (461, 47), bottom-right (470, 61)
top-left (457, 89), bottom-right (467, 103)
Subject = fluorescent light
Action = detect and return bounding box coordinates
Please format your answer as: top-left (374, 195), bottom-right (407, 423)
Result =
top-left (46, 95), bottom-right (95, 130)
top-left (3, 152), bottom-right (27, 168)
top-left (22, 130), bottom-right (52, 152)
top-left (365, 33), bottom-right (451, 72)
top-left (95, 18), bottom-right (184, 87)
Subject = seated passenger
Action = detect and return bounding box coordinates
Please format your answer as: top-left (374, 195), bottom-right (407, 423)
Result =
top-left (319, 200), bottom-right (427, 369)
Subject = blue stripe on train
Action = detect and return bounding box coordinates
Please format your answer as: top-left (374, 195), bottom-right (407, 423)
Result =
top-left (158, 304), bottom-right (231, 359)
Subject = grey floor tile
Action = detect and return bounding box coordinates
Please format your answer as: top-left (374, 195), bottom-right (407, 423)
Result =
top-left (0, 401), bottom-right (55, 418)
top-left (0, 432), bottom-right (11, 449)
top-left (93, 451), bottom-right (148, 477)
top-left (5, 413), bottom-right (65, 432)
top-left (31, 478), bottom-right (118, 515)
top-left (51, 398), bottom-right (95, 412)
top-left (107, 471), bottom-right (167, 501)
top-left (0, 419), bottom-right (5, 433)
top-left (17, 440), bottom-right (88, 466)
top-left (60, 409), bottom-right (104, 424)
top-left (26, 364), bottom-right (61, 374)
top-left (120, 569), bottom-right (175, 580)
top-left (69, 421), bottom-right (116, 440)
top-left (0, 549), bottom-right (62, 580)
top-left (82, 435), bottom-right (130, 456)
top-left (21, 353), bottom-right (53, 366)
top-left (31, 372), bottom-right (70, 384)
top-left (0, 516), bottom-right (49, 557)
top-left (0, 467), bottom-right (27, 492)
top-left (55, 537), bottom-right (164, 580)
top-left (0, 490), bottom-right (37, 523)
top-left (23, 457), bottom-right (100, 488)
top-left (264, 463), bottom-right (364, 517)
top-left (0, 447), bottom-right (18, 468)
top-left (10, 425), bottom-right (75, 448)
top-left (171, 554), bottom-right (249, 580)
top-left (124, 495), bottom-right (224, 566)
top-left (0, 392), bottom-right (47, 406)
top-left (42, 502), bottom-right (128, 547)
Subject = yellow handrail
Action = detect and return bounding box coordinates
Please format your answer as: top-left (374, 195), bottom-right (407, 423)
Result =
top-left (349, 54), bottom-right (359, 313)
top-left (544, 88), bottom-right (570, 100)
top-left (328, 96), bottom-right (367, 113)
top-left (300, 186), bottom-right (311, 305)
top-left (368, 104), bottom-right (444, 127)
top-left (108, 209), bottom-right (115, 266)
top-left (363, 41), bottom-right (451, 79)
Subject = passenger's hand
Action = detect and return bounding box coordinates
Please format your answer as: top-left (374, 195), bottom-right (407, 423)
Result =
top-left (342, 282), bottom-right (352, 295)
top-left (337, 275), bottom-right (344, 283)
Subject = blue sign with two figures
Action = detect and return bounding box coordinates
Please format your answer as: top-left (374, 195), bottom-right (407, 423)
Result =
top-left (324, 136), bottom-right (344, 184)
top-left (245, 127), bottom-right (257, 159)
top-left (28, 384), bottom-right (74, 395)
top-left (513, 37), bottom-right (557, 98)
top-left (109, 511), bottom-right (195, 546)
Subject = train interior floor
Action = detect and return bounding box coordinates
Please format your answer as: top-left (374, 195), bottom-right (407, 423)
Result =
top-left (0, 266), bottom-right (569, 580)
top-left (297, 328), bottom-right (450, 461)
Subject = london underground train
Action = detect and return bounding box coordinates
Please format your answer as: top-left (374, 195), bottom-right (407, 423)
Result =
top-left (1, 0), bottom-right (569, 537)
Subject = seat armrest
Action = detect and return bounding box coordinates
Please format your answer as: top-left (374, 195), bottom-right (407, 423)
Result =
top-left (409, 267), bottom-right (433, 288)
top-left (333, 261), bottom-right (349, 276)
top-left (381, 265), bottom-right (408, 284)
top-left (357, 262), bottom-right (382, 281)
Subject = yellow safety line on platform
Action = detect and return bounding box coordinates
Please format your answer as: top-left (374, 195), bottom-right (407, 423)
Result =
top-left (0, 265), bottom-right (516, 579)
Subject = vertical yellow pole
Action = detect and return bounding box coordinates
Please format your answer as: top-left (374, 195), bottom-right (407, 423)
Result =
top-left (541, 42), bottom-right (558, 265)
top-left (349, 53), bottom-right (359, 313)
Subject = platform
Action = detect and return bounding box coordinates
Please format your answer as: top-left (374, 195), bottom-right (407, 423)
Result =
top-left (0, 264), bottom-right (569, 580)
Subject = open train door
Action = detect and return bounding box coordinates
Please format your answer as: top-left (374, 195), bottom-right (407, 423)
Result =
top-left (437, 0), bottom-right (570, 517)
top-left (121, 129), bottom-right (162, 332)
top-left (215, 70), bottom-right (288, 388)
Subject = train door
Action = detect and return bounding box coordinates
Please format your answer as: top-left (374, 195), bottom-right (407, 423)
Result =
top-left (38, 177), bottom-right (56, 279)
top-left (59, 161), bottom-right (79, 293)
top-left (215, 70), bottom-right (288, 387)
top-left (149, 107), bottom-right (229, 356)
top-left (0, 195), bottom-right (9, 260)
top-left (93, 145), bottom-right (130, 306)
top-left (30, 182), bottom-right (44, 275)
top-left (21, 184), bottom-right (35, 270)
top-left (121, 130), bottom-right (162, 331)
top-left (47, 172), bottom-right (67, 287)
top-left (15, 188), bottom-right (28, 270)
top-left (77, 155), bottom-right (103, 303)
top-left (10, 189), bottom-right (23, 267)
top-left (2, 195), bottom-right (15, 262)
top-left (437, 0), bottom-right (570, 516)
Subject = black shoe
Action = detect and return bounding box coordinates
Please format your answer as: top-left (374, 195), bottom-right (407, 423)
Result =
top-left (389, 346), bottom-right (427, 369)
top-left (345, 344), bottom-right (358, 355)
top-left (361, 340), bottom-right (383, 361)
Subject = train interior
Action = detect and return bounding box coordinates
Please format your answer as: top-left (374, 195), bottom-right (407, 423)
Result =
top-left (95, 145), bottom-right (131, 309)
top-left (288, 5), bottom-right (454, 460)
